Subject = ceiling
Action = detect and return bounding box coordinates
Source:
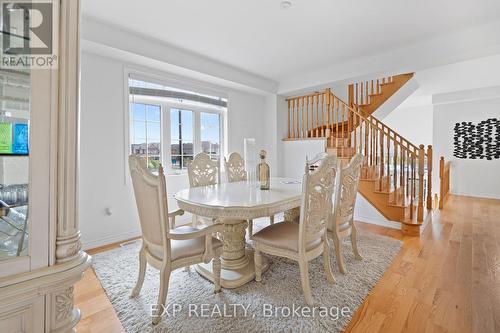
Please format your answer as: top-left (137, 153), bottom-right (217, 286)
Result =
top-left (82, 0), bottom-right (500, 83)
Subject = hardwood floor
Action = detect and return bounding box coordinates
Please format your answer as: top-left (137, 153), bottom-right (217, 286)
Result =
top-left (74, 195), bottom-right (500, 332)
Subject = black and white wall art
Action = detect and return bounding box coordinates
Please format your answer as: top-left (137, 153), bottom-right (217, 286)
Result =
top-left (453, 118), bottom-right (500, 160)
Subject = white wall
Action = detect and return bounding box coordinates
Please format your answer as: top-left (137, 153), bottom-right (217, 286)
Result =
top-left (383, 104), bottom-right (434, 147)
top-left (79, 52), bottom-right (270, 249)
top-left (281, 139), bottom-right (326, 179)
top-left (354, 196), bottom-right (400, 229)
top-left (433, 89), bottom-right (500, 199)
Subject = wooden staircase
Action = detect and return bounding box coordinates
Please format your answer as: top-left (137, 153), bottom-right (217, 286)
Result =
top-left (348, 73), bottom-right (415, 115)
top-left (284, 73), bottom-right (432, 235)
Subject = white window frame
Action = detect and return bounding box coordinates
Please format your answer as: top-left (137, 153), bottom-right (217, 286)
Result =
top-left (123, 68), bottom-right (228, 182)
top-left (168, 105), bottom-right (223, 171)
top-left (129, 102), bottom-right (163, 170)
top-left (128, 95), bottom-right (224, 176)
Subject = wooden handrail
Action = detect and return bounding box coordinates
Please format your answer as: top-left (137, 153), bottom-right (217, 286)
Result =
top-left (439, 156), bottom-right (451, 209)
top-left (286, 88), bottom-right (423, 156)
top-left (285, 87), bottom-right (432, 222)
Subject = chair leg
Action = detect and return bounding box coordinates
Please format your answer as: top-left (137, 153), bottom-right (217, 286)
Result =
top-left (130, 244), bottom-right (146, 297)
top-left (351, 224), bottom-right (363, 260)
top-left (247, 219), bottom-right (253, 239)
top-left (270, 215), bottom-right (274, 225)
top-left (213, 256), bottom-right (222, 293)
top-left (298, 260), bottom-right (314, 306)
top-left (322, 237), bottom-right (336, 284)
top-left (254, 248), bottom-right (262, 282)
top-left (152, 267), bottom-right (171, 325)
top-left (333, 233), bottom-right (347, 274)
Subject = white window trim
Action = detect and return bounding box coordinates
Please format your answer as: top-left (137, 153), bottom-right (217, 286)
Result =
top-left (123, 68), bottom-right (227, 183)
top-left (132, 96), bottom-right (224, 174)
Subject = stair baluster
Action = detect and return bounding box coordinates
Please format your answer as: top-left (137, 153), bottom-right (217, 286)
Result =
top-left (417, 144), bottom-right (425, 221)
top-left (365, 81), bottom-right (369, 105)
top-left (284, 79), bottom-right (430, 227)
top-left (426, 145), bottom-right (433, 210)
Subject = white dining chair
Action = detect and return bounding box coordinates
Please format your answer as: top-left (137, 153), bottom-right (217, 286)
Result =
top-left (252, 154), bottom-right (338, 306)
top-left (328, 154), bottom-right (364, 274)
top-left (187, 152), bottom-right (220, 227)
top-left (224, 151), bottom-right (275, 238)
top-left (128, 155), bottom-right (223, 325)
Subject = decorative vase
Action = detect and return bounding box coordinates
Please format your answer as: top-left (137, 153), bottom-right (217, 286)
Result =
top-left (257, 150), bottom-right (270, 190)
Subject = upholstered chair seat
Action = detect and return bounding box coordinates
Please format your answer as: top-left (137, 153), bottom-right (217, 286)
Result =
top-left (128, 155), bottom-right (223, 325)
top-left (328, 154), bottom-right (364, 274)
top-left (252, 222), bottom-right (322, 252)
top-left (146, 226), bottom-right (223, 261)
top-left (252, 154), bottom-right (338, 306)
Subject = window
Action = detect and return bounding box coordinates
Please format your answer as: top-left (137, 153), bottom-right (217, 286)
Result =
top-left (130, 103), bottom-right (161, 171)
top-left (200, 112), bottom-right (220, 160)
top-left (128, 75), bottom-right (226, 173)
top-left (170, 108), bottom-right (193, 169)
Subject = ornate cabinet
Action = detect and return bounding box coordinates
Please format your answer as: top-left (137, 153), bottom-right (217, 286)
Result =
top-left (0, 1), bottom-right (90, 332)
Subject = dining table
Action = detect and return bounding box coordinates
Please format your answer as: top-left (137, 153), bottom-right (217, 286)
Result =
top-left (174, 177), bottom-right (302, 289)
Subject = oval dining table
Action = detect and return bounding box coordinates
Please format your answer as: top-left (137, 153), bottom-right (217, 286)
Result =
top-left (174, 177), bottom-right (302, 289)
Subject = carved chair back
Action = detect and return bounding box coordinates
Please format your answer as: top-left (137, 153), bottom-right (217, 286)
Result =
top-left (187, 152), bottom-right (220, 188)
top-left (298, 154), bottom-right (338, 253)
top-left (224, 152), bottom-right (247, 183)
top-left (331, 154), bottom-right (363, 231)
top-left (129, 155), bottom-right (169, 250)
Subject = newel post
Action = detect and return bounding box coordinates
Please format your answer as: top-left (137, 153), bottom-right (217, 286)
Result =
top-left (426, 145), bottom-right (433, 210)
top-left (439, 156), bottom-right (445, 209)
top-left (417, 144), bottom-right (425, 222)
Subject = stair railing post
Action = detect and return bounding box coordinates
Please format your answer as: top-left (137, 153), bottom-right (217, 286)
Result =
top-left (417, 144), bottom-right (425, 222)
top-left (348, 84), bottom-right (354, 107)
top-left (301, 97), bottom-right (305, 138)
top-left (287, 100), bottom-right (291, 139)
top-left (426, 145), bottom-right (433, 210)
top-left (325, 89), bottom-right (331, 137)
top-left (379, 129), bottom-right (384, 186)
top-left (439, 156), bottom-right (444, 209)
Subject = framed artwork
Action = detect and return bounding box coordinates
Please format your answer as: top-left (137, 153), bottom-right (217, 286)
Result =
top-left (453, 118), bottom-right (500, 160)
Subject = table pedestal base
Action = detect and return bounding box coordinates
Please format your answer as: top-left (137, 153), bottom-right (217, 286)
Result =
top-left (196, 249), bottom-right (269, 289)
top-left (195, 218), bottom-right (270, 288)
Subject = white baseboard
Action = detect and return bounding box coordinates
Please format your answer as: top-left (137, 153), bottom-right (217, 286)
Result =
top-left (81, 214), bottom-right (194, 251)
top-left (355, 215), bottom-right (401, 230)
top-left (82, 228), bottom-right (142, 251)
top-left (450, 191), bottom-right (500, 200)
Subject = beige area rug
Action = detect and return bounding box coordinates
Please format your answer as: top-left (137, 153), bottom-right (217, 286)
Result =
top-left (91, 220), bottom-right (402, 333)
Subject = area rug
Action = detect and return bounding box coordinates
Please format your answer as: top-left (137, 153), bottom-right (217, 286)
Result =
top-left (91, 221), bottom-right (402, 333)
